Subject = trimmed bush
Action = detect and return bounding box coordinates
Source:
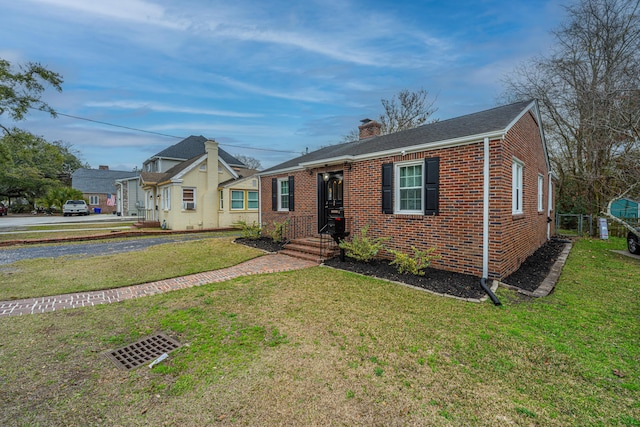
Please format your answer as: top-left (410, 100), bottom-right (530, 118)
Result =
top-left (389, 246), bottom-right (440, 276)
top-left (234, 220), bottom-right (262, 240)
top-left (339, 225), bottom-right (389, 262)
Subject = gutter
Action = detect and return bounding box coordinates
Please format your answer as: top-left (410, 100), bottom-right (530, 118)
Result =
top-left (261, 131), bottom-right (507, 176)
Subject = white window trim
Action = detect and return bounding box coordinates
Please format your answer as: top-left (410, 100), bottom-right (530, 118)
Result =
top-left (277, 178), bottom-right (289, 211)
top-left (89, 195), bottom-right (99, 205)
top-left (395, 161), bottom-right (424, 214)
top-left (162, 187), bottom-right (171, 210)
top-left (231, 190), bottom-right (245, 210)
top-left (219, 190), bottom-right (224, 210)
top-left (537, 174), bottom-right (544, 212)
top-left (182, 187), bottom-right (196, 210)
top-left (512, 158), bottom-right (524, 215)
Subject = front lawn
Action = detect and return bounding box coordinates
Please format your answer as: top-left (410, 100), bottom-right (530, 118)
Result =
top-left (0, 236), bottom-right (262, 300)
top-left (0, 237), bottom-right (638, 426)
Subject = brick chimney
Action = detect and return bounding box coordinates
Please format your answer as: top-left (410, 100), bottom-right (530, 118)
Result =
top-left (358, 118), bottom-right (382, 140)
top-left (99, 165), bottom-right (109, 170)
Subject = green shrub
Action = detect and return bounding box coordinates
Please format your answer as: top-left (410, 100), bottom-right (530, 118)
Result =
top-left (234, 220), bottom-right (262, 240)
top-left (389, 246), bottom-right (440, 276)
top-left (270, 219), bottom-right (290, 243)
top-left (339, 225), bottom-right (389, 262)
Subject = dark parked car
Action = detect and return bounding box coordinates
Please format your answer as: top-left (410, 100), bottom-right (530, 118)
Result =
top-left (628, 229), bottom-right (640, 255)
top-left (0, 203), bottom-right (7, 216)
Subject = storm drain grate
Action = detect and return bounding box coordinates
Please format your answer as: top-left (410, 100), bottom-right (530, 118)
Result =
top-left (104, 333), bottom-right (182, 370)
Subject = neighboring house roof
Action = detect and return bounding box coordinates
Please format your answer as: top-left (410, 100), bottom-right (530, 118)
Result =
top-left (262, 100), bottom-right (539, 174)
top-left (140, 153), bottom-right (257, 188)
top-left (219, 169), bottom-right (259, 187)
top-left (72, 168), bottom-right (139, 193)
top-left (140, 155), bottom-right (204, 186)
top-left (146, 135), bottom-right (246, 168)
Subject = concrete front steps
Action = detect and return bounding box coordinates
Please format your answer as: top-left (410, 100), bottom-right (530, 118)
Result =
top-left (281, 236), bottom-right (340, 263)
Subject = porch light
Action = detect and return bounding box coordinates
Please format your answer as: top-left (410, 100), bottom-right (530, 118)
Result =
top-left (323, 172), bottom-right (330, 181)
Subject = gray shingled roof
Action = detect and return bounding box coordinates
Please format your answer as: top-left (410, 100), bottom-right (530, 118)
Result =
top-left (140, 154), bottom-right (205, 185)
top-left (150, 135), bottom-right (246, 167)
top-left (72, 169), bottom-right (139, 193)
top-left (262, 100), bottom-right (535, 173)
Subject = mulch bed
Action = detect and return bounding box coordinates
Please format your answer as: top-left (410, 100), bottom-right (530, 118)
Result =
top-left (501, 238), bottom-right (569, 292)
top-left (323, 256), bottom-right (484, 299)
top-left (235, 237), bottom-right (286, 253)
top-left (235, 237), bottom-right (570, 300)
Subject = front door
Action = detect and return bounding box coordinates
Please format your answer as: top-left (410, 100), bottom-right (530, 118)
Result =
top-left (317, 171), bottom-right (343, 233)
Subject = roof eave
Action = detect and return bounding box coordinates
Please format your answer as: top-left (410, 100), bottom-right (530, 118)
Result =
top-left (261, 130), bottom-right (507, 175)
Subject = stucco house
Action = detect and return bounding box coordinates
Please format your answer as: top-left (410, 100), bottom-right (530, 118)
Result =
top-left (140, 136), bottom-right (259, 230)
top-left (259, 100), bottom-right (555, 281)
top-left (72, 166), bottom-right (141, 215)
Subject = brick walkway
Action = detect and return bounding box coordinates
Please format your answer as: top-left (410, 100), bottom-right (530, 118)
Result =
top-left (0, 254), bottom-right (317, 317)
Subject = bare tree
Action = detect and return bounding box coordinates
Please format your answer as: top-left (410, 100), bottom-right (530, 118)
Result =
top-left (342, 88), bottom-right (438, 142)
top-left (234, 154), bottom-right (262, 170)
top-left (503, 0), bottom-right (640, 216)
top-left (378, 88), bottom-right (438, 134)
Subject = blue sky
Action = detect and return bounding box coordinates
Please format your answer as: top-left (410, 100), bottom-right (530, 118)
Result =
top-left (1, 0), bottom-right (564, 170)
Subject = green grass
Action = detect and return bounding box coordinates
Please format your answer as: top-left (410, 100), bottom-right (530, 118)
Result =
top-left (0, 222), bottom-right (140, 242)
top-left (0, 236), bottom-right (638, 426)
top-left (0, 235), bottom-right (262, 300)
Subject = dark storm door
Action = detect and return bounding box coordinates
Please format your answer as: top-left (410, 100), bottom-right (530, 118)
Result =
top-left (317, 171), bottom-right (343, 233)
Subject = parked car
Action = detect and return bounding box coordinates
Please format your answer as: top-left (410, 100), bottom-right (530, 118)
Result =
top-left (0, 203), bottom-right (7, 216)
top-left (628, 229), bottom-right (640, 255)
top-left (63, 200), bottom-right (90, 216)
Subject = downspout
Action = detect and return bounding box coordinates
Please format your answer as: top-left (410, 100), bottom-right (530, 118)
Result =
top-left (547, 171), bottom-right (553, 240)
top-left (482, 137), bottom-right (501, 306)
top-left (258, 175), bottom-right (262, 228)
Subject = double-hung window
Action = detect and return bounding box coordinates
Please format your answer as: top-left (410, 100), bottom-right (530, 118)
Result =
top-left (278, 178), bottom-right (289, 211)
top-left (537, 174), bottom-right (544, 212)
top-left (396, 162), bottom-right (423, 214)
top-left (231, 190), bottom-right (245, 210)
top-left (230, 190), bottom-right (259, 210)
top-left (247, 191), bottom-right (259, 209)
top-left (162, 187), bottom-right (171, 210)
top-left (89, 195), bottom-right (99, 205)
top-left (271, 176), bottom-right (294, 212)
top-left (512, 158), bottom-right (524, 215)
top-left (382, 158), bottom-right (439, 215)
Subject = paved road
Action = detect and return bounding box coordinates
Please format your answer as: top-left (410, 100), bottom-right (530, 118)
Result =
top-left (0, 233), bottom-right (227, 266)
top-left (0, 214), bottom-right (138, 230)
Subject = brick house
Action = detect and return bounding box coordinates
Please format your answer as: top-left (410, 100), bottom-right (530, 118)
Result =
top-left (259, 100), bottom-right (555, 280)
top-left (72, 166), bottom-right (141, 215)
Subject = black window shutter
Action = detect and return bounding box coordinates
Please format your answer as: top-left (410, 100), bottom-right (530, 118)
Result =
top-left (288, 176), bottom-right (295, 211)
top-left (382, 163), bottom-right (393, 214)
top-left (424, 157), bottom-right (439, 215)
top-left (271, 178), bottom-right (277, 211)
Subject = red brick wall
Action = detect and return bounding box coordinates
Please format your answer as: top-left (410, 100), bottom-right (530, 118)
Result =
top-left (260, 111), bottom-right (552, 279)
top-left (489, 111), bottom-right (553, 278)
top-left (84, 193), bottom-right (117, 214)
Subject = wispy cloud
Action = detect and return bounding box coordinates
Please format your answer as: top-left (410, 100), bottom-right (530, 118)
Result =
top-left (208, 74), bottom-right (338, 104)
top-left (27, 0), bottom-right (188, 29)
top-left (85, 101), bottom-right (262, 118)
